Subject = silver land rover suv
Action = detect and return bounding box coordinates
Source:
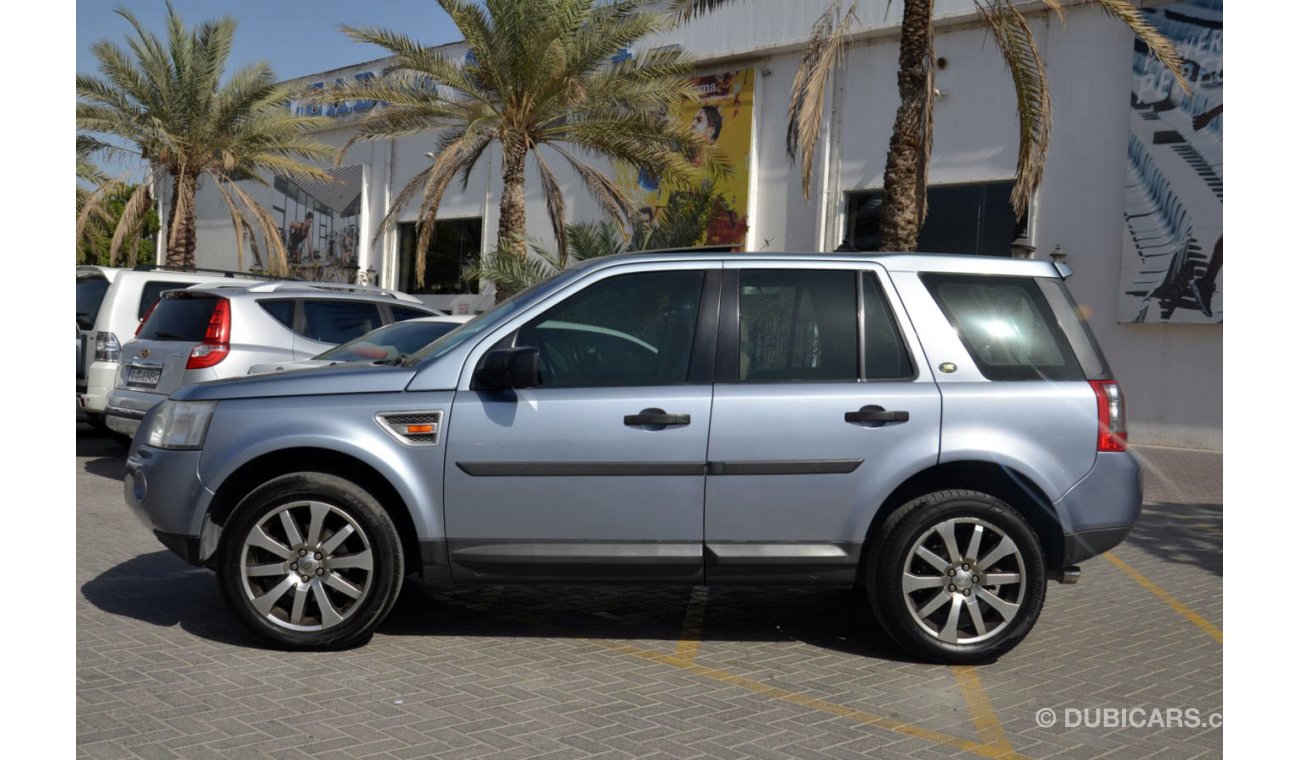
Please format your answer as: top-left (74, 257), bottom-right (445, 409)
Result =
top-left (123, 252), bottom-right (1140, 663)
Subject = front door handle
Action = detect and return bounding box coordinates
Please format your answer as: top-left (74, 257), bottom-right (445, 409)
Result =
top-left (845, 405), bottom-right (910, 425)
top-left (625, 408), bottom-right (691, 427)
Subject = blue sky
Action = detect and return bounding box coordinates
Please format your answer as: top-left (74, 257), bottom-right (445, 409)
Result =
top-left (77, 0), bottom-right (463, 82)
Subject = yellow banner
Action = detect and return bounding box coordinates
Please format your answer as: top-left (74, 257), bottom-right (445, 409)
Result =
top-left (616, 69), bottom-right (754, 248)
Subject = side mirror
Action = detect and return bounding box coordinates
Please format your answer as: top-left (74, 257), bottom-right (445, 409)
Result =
top-left (473, 347), bottom-right (540, 390)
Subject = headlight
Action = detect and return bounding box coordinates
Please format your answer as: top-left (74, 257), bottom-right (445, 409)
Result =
top-left (146, 400), bottom-right (218, 450)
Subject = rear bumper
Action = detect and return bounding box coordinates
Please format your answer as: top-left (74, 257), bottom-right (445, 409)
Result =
top-left (79, 361), bottom-right (120, 415)
top-left (1054, 451), bottom-right (1143, 565)
top-left (106, 387), bottom-right (167, 437)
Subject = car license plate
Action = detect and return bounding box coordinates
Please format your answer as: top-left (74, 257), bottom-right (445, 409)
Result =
top-left (126, 365), bottom-right (162, 388)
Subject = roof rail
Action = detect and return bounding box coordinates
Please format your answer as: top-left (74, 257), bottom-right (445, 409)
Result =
top-left (242, 281), bottom-right (425, 304)
top-left (130, 264), bottom-right (283, 281)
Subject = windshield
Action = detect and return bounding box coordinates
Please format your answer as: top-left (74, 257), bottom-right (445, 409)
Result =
top-left (402, 270), bottom-right (584, 367)
top-left (315, 320), bottom-right (462, 362)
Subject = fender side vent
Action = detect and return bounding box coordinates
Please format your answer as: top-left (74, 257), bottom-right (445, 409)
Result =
top-left (376, 411), bottom-right (444, 446)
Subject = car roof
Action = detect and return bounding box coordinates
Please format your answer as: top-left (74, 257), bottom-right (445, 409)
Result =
top-left (570, 250), bottom-right (1067, 279)
top-left (183, 281), bottom-right (431, 306)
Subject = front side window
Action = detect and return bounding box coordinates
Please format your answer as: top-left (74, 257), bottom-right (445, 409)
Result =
top-left (514, 270), bottom-right (705, 387)
top-left (738, 270), bottom-right (858, 382)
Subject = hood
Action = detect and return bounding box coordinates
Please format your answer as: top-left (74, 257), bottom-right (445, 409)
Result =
top-left (173, 363), bottom-right (418, 401)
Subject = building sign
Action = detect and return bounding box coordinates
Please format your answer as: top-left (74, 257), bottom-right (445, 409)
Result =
top-left (1117, 1), bottom-right (1222, 323)
top-left (616, 69), bottom-right (755, 248)
top-left (289, 70), bottom-right (383, 119)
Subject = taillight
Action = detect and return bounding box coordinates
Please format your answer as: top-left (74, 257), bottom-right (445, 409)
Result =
top-left (1089, 379), bottom-right (1127, 452)
top-left (136, 300), bottom-right (160, 337)
top-left (186, 298), bottom-right (231, 370)
top-left (94, 331), bottom-right (121, 363)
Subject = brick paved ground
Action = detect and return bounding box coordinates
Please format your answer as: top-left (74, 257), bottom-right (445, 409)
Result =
top-left (77, 428), bottom-right (1222, 759)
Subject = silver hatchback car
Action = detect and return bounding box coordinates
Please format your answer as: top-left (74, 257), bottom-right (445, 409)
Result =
top-left (123, 252), bottom-right (1139, 663)
top-left (105, 282), bottom-right (439, 437)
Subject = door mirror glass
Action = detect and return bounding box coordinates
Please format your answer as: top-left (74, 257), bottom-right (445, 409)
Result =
top-left (473, 347), bottom-right (541, 390)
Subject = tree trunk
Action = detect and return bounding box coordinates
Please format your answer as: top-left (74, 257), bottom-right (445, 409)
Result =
top-left (498, 139), bottom-right (529, 261)
top-left (165, 171), bottom-right (200, 269)
top-left (879, 0), bottom-right (934, 252)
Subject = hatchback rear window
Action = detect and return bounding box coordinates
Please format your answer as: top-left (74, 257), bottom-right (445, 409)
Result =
top-left (921, 273), bottom-right (1083, 381)
top-left (137, 294), bottom-right (220, 342)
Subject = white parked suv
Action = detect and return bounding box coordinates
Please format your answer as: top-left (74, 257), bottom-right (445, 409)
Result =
top-left (77, 265), bottom-right (266, 430)
top-left (104, 281), bottom-right (440, 437)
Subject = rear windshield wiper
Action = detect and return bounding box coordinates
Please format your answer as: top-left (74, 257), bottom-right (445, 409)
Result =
top-left (147, 331), bottom-right (194, 341)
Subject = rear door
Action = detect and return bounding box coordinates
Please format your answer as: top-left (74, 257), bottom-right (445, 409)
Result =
top-left (703, 262), bottom-right (942, 583)
top-left (76, 271), bottom-right (111, 386)
top-left (293, 299), bottom-right (386, 357)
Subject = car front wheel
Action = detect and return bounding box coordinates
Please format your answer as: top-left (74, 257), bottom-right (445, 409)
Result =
top-left (868, 490), bottom-right (1047, 664)
top-left (217, 472), bottom-right (404, 649)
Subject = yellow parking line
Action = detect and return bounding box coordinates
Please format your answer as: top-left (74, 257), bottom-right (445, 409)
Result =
top-left (588, 640), bottom-right (1024, 759)
top-left (1104, 552), bottom-right (1223, 644)
top-left (674, 587), bottom-right (709, 663)
top-left (952, 666), bottom-right (1017, 756)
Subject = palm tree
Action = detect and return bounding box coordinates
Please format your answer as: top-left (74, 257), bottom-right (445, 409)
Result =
top-left (672, 0), bottom-right (1188, 251)
top-left (76, 2), bottom-right (339, 273)
top-left (334, 0), bottom-right (722, 292)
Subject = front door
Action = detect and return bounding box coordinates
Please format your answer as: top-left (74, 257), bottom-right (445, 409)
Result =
top-left (703, 264), bottom-right (942, 583)
top-left (443, 265), bottom-right (720, 583)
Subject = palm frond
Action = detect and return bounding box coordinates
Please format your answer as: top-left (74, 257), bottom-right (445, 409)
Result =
top-left (533, 150), bottom-right (568, 257)
top-left (787, 0), bottom-right (858, 200)
top-left (668, 0), bottom-right (735, 23)
top-left (108, 183), bottom-right (154, 266)
top-left (1090, 0), bottom-right (1189, 94)
top-left (975, 0), bottom-right (1051, 219)
top-left (549, 145), bottom-right (635, 231)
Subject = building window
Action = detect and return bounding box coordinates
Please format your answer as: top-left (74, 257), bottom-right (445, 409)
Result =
top-left (397, 219), bottom-right (482, 295)
top-left (843, 181), bottom-right (1024, 255)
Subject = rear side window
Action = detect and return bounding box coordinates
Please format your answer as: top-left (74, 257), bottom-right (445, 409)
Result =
top-left (137, 294), bottom-right (220, 342)
top-left (259, 300), bottom-right (296, 330)
top-left (921, 274), bottom-right (1083, 381)
top-left (138, 280), bottom-right (194, 319)
top-left (392, 306), bottom-right (433, 322)
top-left (76, 275), bottom-right (110, 329)
top-left (738, 270), bottom-right (857, 382)
top-left (301, 300), bottom-right (383, 344)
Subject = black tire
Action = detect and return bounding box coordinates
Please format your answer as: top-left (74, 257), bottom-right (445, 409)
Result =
top-left (866, 490), bottom-right (1046, 664)
top-left (217, 472), bottom-right (404, 650)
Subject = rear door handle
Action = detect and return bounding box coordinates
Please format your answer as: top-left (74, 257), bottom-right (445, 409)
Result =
top-left (844, 405), bottom-right (910, 424)
top-left (624, 408), bottom-right (691, 427)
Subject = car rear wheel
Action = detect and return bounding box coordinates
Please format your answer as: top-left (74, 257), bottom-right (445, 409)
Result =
top-left (217, 472), bottom-right (404, 649)
top-left (867, 490), bottom-right (1046, 664)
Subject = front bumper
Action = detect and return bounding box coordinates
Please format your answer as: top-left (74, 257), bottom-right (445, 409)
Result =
top-left (1054, 451), bottom-right (1144, 565)
top-left (124, 442), bottom-right (215, 566)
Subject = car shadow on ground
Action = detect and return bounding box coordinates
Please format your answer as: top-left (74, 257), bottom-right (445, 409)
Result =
top-left (77, 423), bottom-right (129, 481)
top-left (80, 551), bottom-right (262, 648)
top-left (380, 582), bottom-right (915, 662)
top-left (81, 551), bottom-right (912, 661)
top-left (1124, 501), bottom-right (1223, 576)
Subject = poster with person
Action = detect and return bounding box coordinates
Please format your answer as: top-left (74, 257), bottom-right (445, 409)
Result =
top-left (1117, 0), bottom-right (1222, 323)
top-left (616, 69), bottom-right (755, 249)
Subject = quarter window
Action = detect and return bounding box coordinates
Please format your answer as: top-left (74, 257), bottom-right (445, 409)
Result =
top-left (922, 273), bottom-right (1082, 381)
top-left (514, 270), bottom-right (705, 387)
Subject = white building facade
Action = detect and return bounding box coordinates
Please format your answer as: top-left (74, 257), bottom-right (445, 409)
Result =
top-left (175, 0), bottom-right (1223, 450)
